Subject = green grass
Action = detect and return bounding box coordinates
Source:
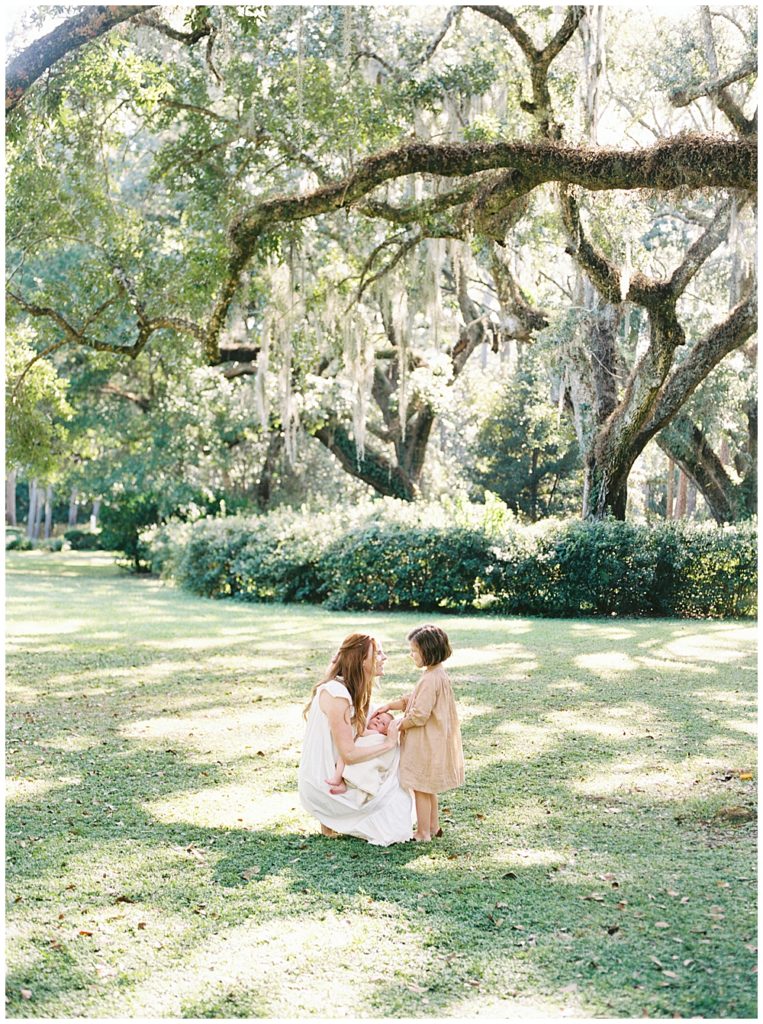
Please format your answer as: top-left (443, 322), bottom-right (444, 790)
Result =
top-left (6, 550), bottom-right (757, 1018)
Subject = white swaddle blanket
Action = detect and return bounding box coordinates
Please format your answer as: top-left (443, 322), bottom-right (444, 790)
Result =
top-left (342, 734), bottom-right (398, 802)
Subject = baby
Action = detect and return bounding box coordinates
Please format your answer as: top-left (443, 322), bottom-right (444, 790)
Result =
top-left (325, 711), bottom-right (396, 799)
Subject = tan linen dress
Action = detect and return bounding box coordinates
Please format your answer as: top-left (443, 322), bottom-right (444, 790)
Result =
top-left (399, 667), bottom-right (465, 794)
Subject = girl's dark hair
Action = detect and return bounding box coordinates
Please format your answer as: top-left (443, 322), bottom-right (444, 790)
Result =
top-left (407, 624), bottom-right (452, 667)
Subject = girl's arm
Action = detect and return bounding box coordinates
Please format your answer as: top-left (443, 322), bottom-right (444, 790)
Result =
top-left (399, 675), bottom-right (438, 731)
top-left (375, 695), bottom-right (409, 714)
top-left (320, 692), bottom-right (400, 765)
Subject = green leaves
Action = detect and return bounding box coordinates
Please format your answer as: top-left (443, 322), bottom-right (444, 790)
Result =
top-left (5, 328), bottom-right (74, 480)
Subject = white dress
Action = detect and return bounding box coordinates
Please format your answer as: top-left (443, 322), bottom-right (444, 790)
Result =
top-left (298, 680), bottom-right (414, 846)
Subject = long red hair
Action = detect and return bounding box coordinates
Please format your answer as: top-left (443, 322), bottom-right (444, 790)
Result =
top-left (303, 633), bottom-right (377, 735)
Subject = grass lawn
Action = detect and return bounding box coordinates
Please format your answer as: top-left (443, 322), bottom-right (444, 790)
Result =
top-left (5, 550), bottom-right (757, 1019)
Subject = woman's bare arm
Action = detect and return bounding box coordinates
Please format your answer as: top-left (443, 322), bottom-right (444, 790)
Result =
top-left (320, 691), bottom-right (399, 765)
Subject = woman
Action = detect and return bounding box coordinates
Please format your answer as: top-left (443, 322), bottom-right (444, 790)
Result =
top-left (298, 633), bottom-right (413, 845)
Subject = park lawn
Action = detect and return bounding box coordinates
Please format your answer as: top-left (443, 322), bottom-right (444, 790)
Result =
top-left (5, 550), bottom-right (757, 1019)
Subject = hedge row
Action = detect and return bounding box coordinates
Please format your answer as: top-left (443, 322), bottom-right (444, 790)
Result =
top-left (142, 507), bottom-right (757, 618)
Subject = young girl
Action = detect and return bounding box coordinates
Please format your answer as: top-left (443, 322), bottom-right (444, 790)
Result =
top-left (377, 625), bottom-right (464, 841)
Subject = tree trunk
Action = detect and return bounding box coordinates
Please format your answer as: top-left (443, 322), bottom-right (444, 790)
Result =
top-left (68, 488), bottom-right (79, 527)
top-left (34, 493), bottom-right (44, 539)
top-left (26, 480), bottom-right (38, 539)
top-left (6, 470), bottom-right (17, 526)
top-left (90, 499), bottom-right (101, 531)
top-left (43, 485), bottom-right (53, 539)
top-left (686, 479), bottom-right (697, 517)
top-left (256, 432), bottom-right (284, 510)
top-left (665, 459), bottom-right (675, 519)
top-left (675, 468), bottom-right (687, 518)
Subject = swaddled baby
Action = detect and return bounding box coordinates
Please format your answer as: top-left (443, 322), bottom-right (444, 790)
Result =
top-left (325, 711), bottom-right (398, 802)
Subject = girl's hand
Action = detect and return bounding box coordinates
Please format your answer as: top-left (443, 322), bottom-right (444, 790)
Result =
top-left (386, 719), bottom-right (401, 745)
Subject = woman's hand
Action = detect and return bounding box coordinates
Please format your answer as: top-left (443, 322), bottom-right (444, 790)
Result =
top-left (375, 702), bottom-right (392, 715)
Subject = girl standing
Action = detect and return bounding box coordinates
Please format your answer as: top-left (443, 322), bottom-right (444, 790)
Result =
top-left (377, 624), bottom-right (464, 841)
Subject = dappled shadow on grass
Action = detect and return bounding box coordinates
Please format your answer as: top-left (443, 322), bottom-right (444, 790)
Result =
top-left (6, 553), bottom-right (757, 1018)
top-left (6, 725), bottom-right (757, 1018)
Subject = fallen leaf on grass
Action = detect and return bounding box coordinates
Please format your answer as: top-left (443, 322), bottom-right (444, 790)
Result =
top-left (607, 925), bottom-right (620, 935)
top-left (19, 988), bottom-right (32, 1000)
top-left (654, 921), bottom-right (670, 929)
top-left (78, 930), bottom-right (93, 937)
top-left (137, 922), bottom-right (147, 930)
top-left (474, 813), bottom-right (485, 821)
top-left (650, 956), bottom-right (664, 968)
top-left (242, 866), bottom-right (261, 880)
top-left (583, 893), bottom-right (605, 902)
top-left (114, 895), bottom-right (134, 904)
top-left (738, 771), bottom-right (753, 780)
top-left (662, 970), bottom-right (678, 979)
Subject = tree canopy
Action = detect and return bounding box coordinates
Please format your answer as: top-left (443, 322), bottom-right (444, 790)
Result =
top-left (5, 4), bottom-right (757, 522)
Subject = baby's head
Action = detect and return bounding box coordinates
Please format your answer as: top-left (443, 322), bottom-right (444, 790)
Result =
top-left (367, 711), bottom-right (393, 735)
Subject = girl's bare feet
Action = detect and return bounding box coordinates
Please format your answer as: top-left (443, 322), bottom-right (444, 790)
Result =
top-left (328, 782), bottom-right (347, 794)
top-left (320, 823), bottom-right (339, 837)
top-left (413, 831), bottom-right (431, 841)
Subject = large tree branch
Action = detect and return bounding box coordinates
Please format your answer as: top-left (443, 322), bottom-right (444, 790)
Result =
top-left (669, 55), bottom-right (757, 107)
top-left (6, 6), bottom-right (156, 113)
top-left (314, 422), bottom-right (415, 500)
top-left (134, 8), bottom-right (212, 44)
top-left (468, 6), bottom-right (585, 135)
top-left (206, 135), bottom-right (755, 360)
top-left (562, 189), bottom-right (736, 307)
top-left (8, 289), bottom-right (206, 359)
top-left (657, 416), bottom-right (737, 524)
top-left (636, 287), bottom-right (758, 450)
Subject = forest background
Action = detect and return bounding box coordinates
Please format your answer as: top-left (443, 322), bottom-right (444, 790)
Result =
top-left (4, 3), bottom-right (758, 614)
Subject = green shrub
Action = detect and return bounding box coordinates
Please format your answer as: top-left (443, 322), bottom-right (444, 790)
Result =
top-left (6, 531), bottom-right (33, 551)
top-left (490, 518), bottom-right (757, 618)
top-left (140, 501), bottom-right (757, 619)
top-left (322, 525), bottom-right (492, 611)
top-left (63, 528), bottom-right (103, 551)
top-left (99, 493), bottom-right (162, 569)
